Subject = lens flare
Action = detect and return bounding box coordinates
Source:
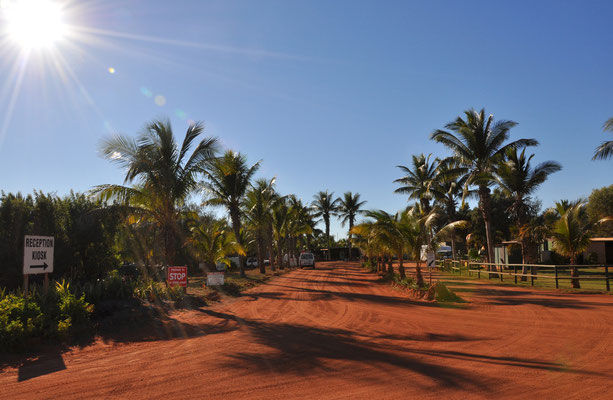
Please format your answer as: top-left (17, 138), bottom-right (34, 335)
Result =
top-left (154, 94), bottom-right (166, 106)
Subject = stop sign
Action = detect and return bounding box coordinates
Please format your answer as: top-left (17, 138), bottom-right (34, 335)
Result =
top-left (167, 266), bottom-right (187, 287)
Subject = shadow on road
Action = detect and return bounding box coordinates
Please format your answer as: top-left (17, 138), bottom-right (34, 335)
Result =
top-left (17, 350), bottom-right (66, 382)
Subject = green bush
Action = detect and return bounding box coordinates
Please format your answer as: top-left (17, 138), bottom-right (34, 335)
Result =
top-left (56, 280), bottom-right (93, 327)
top-left (134, 279), bottom-right (186, 303)
top-left (393, 274), bottom-right (416, 288)
top-left (434, 282), bottom-right (463, 303)
top-left (0, 294), bottom-right (42, 349)
top-left (0, 281), bottom-right (93, 351)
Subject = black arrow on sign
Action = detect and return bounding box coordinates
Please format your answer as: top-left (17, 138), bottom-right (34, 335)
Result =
top-left (30, 262), bottom-right (48, 270)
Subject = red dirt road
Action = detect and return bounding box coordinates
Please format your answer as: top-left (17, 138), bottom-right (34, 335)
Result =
top-left (3, 262), bottom-right (613, 399)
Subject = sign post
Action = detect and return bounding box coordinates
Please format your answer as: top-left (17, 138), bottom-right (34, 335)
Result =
top-left (23, 235), bottom-right (54, 296)
top-left (426, 250), bottom-right (435, 286)
top-left (207, 271), bottom-right (225, 286)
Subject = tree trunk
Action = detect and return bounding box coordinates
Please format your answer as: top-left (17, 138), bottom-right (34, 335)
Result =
top-left (230, 209), bottom-right (245, 278)
top-left (570, 255), bottom-right (581, 288)
top-left (267, 226), bottom-right (275, 272)
top-left (415, 260), bottom-right (424, 287)
top-left (388, 256), bottom-right (394, 274)
top-left (285, 233), bottom-right (291, 268)
top-left (520, 241), bottom-right (528, 281)
top-left (325, 217), bottom-right (331, 261)
top-left (398, 250), bottom-right (405, 279)
top-left (257, 231), bottom-right (266, 274)
top-left (277, 239), bottom-right (284, 270)
top-left (348, 218), bottom-right (353, 262)
top-left (479, 186), bottom-right (496, 270)
top-left (163, 224), bottom-right (176, 267)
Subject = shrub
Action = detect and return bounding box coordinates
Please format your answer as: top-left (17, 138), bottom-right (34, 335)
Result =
top-left (0, 281), bottom-right (94, 351)
top-left (0, 294), bottom-right (42, 349)
top-left (434, 282), bottom-right (463, 303)
top-left (134, 279), bottom-right (186, 303)
top-left (393, 275), bottom-right (416, 288)
top-left (56, 280), bottom-right (93, 327)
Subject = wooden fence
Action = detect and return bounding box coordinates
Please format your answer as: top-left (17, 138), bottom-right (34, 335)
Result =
top-left (437, 259), bottom-right (612, 291)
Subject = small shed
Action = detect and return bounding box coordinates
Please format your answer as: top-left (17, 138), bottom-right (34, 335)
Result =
top-left (585, 238), bottom-right (613, 264)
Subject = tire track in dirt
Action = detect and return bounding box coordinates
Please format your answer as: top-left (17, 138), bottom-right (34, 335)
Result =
top-left (3, 262), bottom-right (613, 399)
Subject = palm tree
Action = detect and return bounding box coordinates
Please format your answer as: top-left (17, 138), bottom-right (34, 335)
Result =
top-left (311, 190), bottom-right (339, 261)
top-left (188, 220), bottom-right (245, 271)
top-left (337, 192), bottom-right (366, 261)
top-left (94, 119), bottom-right (219, 266)
top-left (411, 205), bottom-right (468, 285)
top-left (272, 198), bottom-right (289, 269)
top-left (550, 201), bottom-right (595, 288)
top-left (287, 196), bottom-right (314, 263)
top-left (204, 150), bottom-right (260, 277)
top-left (243, 178), bottom-right (278, 274)
top-left (394, 154), bottom-right (439, 212)
top-left (496, 147), bottom-right (561, 269)
top-left (362, 210), bottom-right (401, 275)
top-left (431, 158), bottom-right (472, 258)
top-left (431, 108), bottom-right (537, 265)
top-left (593, 117), bottom-right (613, 160)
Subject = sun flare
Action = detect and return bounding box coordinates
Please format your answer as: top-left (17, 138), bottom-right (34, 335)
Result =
top-left (2, 0), bottom-right (68, 50)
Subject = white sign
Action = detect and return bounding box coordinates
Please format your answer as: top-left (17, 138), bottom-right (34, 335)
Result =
top-left (207, 272), bottom-right (225, 286)
top-left (426, 251), bottom-right (435, 269)
top-left (23, 235), bottom-right (54, 275)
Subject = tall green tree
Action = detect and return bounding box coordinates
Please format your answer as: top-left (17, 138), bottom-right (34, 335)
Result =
top-left (94, 119), bottom-right (219, 266)
top-left (271, 197), bottom-right (289, 269)
top-left (311, 190), bottom-right (339, 261)
top-left (337, 192), bottom-right (366, 261)
top-left (394, 154), bottom-right (439, 212)
top-left (431, 159), bottom-right (472, 258)
top-left (431, 108), bottom-right (537, 264)
top-left (188, 219), bottom-right (245, 271)
top-left (592, 117), bottom-right (613, 160)
top-left (244, 178), bottom-right (278, 274)
top-left (587, 185), bottom-right (613, 236)
top-left (549, 201), bottom-right (611, 288)
top-left (204, 150), bottom-right (260, 277)
top-left (496, 147), bottom-right (561, 266)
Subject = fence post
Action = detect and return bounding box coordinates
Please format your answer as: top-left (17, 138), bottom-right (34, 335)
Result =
top-left (531, 265), bottom-right (535, 286)
top-left (514, 265), bottom-right (517, 284)
top-left (500, 264), bottom-right (504, 282)
top-left (606, 265), bottom-right (610, 292)
top-left (487, 264), bottom-right (491, 280)
top-left (478, 264), bottom-right (481, 279)
top-left (554, 265), bottom-right (559, 289)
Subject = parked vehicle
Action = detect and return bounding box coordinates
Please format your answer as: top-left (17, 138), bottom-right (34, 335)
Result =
top-left (246, 257), bottom-right (270, 268)
top-left (299, 252), bottom-right (316, 268)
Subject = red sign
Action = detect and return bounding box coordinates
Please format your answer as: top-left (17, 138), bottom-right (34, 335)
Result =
top-left (167, 266), bottom-right (187, 287)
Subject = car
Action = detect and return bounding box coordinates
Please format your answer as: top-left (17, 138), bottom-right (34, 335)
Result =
top-left (246, 257), bottom-right (258, 269)
top-left (299, 252), bottom-right (315, 268)
top-left (246, 257), bottom-right (270, 268)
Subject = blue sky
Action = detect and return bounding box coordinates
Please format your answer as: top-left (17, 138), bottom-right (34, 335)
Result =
top-left (1, 0), bottom-right (611, 238)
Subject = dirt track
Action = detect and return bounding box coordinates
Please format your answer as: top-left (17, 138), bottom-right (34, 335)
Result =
top-left (3, 262), bottom-right (613, 399)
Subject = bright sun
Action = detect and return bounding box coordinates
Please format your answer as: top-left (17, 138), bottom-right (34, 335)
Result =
top-left (3, 0), bottom-right (68, 50)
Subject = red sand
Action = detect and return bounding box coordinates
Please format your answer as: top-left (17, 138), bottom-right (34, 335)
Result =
top-left (2, 261), bottom-right (613, 399)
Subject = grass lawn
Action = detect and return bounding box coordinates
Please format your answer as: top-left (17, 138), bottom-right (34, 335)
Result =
top-left (441, 267), bottom-right (612, 294)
